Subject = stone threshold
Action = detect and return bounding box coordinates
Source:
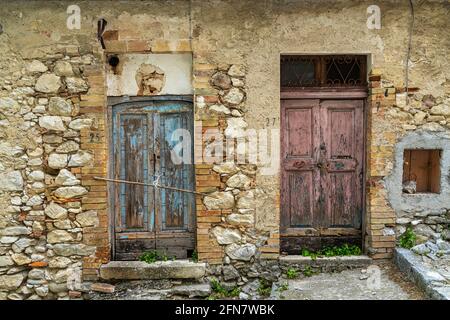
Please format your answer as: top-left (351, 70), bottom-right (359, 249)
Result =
top-left (99, 260), bottom-right (207, 281)
top-left (394, 248), bottom-right (450, 300)
top-left (279, 255), bottom-right (372, 272)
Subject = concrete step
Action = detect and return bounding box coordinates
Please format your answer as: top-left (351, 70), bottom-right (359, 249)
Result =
top-left (99, 260), bottom-right (207, 281)
top-left (279, 255), bottom-right (372, 272)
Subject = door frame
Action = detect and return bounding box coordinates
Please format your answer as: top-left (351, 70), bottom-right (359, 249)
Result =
top-left (107, 95), bottom-right (194, 260)
top-left (280, 88), bottom-right (368, 252)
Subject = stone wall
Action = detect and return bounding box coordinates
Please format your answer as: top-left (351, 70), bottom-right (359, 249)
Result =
top-left (0, 0), bottom-right (449, 299)
top-left (0, 37), bottom-right (105, 299)
top-left (366, 71), bottom-right (450, 259)
top-left (196, 63), bottom-right (277, 267)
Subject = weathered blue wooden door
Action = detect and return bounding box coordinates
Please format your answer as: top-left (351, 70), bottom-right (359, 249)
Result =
top-left (111, 99), bottom-right (195, 260)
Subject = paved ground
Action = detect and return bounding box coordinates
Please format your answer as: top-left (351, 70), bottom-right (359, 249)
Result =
top-left (272, 262), bottom-right (426, 300)
top-left (91, 262), bottom-right (426, 300)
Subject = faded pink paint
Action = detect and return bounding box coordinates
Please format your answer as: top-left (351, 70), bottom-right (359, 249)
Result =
top-left (281, 96), bottom-right (364, 248)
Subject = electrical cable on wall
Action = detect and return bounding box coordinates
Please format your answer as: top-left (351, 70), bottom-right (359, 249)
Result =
top-left (189, 0), bottom-right (193, 42)
top-left (405, 0), bottom-right (415, 105)
top-left (189, 0), bottom-right (194, 101)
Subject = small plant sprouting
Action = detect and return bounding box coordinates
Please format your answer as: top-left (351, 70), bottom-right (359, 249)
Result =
top-left (399, 227), bottom-right (416, 249)
top-left (286, 268), bottom-right (298, 279)
top-left (302, 266), bottom-right (315, 277)
top-left (277, 283), bottom-right (288, 299)
top-left (301, 248), bottom-right (318, 260)
top-left (228, 287), bottom-right (241, 297)
top-left (211, 279), bottom-right (227, 295)
top-left (257, 279), bottom-right (272, 297)
top-left (278, 283), bottom-right (289, 292)
top-left (321, 244), bottom-right (362, 256)
top-left (139, 251), bottom-right (159, 264)
top-left (191, 250), bottom-right (198, 263)
top-left (300, 244), bottom-right (362, 258)
top-left (138, 250), bottom-right (173, 264)
top-left (208, 279), bottom-right (240, 299)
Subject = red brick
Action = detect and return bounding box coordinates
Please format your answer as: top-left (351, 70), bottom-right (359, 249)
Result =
top-left (91, 283), bottom-right (115, 293)
top-left (28, 261), bottom-right (48, 268)
top-left (69, 291), bottom-right (82, 298)
top-left (102, 30), bottom-right (118, 41)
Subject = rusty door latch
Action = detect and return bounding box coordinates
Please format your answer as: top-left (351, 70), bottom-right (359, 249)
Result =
top-left (317, 162), bottom-right (330, 172)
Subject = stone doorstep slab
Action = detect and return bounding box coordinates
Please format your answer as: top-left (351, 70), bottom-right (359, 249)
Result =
top-left (99, 260), bottom-right (207, 281)
top-left (394, 248), bottom-right (450, 300)
top-left (279, 255), bottom-right (372, 268)
top-left (169, 283), bottom-right (211, 298)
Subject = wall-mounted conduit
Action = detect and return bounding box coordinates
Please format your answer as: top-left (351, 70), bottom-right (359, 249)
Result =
top-left (405, 0), bottom-right (415, 105)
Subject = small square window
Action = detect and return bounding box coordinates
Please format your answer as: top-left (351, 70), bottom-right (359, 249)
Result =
top-left (403, 149), bottom-right (441, 194)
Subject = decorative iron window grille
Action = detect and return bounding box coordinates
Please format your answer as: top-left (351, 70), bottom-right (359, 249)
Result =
top-left (281, 55), bottom-right (367, 88)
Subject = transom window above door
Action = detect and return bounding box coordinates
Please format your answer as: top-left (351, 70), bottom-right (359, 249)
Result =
top-left (280, 55), bottom-right (367, 89)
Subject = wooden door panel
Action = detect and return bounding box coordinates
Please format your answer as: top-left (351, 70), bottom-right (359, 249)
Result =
top-left (161, 113), bottom-right (185, 229)
top-left (111, 100), bottom-right (195, 260)
top-left (286, 108), bottom-right (313, 157)
top-left (115, 114), bottom-right (151, 232)
top-left (321, 100), bottom-right (363, 232)
top-left (281, 100), bottom-right (320, 233)
top-left (329, 110), bottom-right (354, 158)
top-left (115, 239), bottom-right (157, 261)
top-left (156, 111), bottom-right (195, 232)
top-left (329, 172), bottom-right (356, 227)
top-left (287, 171), bottom-right (314, 227)
top-left (114, 234), bottom-right (195, 260)
top-left (281, 97), bottom-right (364, 252)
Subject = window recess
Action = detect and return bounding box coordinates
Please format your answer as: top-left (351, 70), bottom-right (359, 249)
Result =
top-left (402, 149), bottom-right (441, 194)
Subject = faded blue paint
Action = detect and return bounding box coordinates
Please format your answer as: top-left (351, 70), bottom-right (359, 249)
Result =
top-left (112, 100), bottom-right (195, 234)
top-left (118, 114), bottom-right (149, 232)
top-left (159, 112), bottom-right (194, 230)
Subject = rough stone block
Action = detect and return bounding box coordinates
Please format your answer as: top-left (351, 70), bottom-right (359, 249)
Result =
top-left (169, 283), bottom-right (211, 298)
top-left (99, 260), bottom-right (206, 280)
top-left (394, 248), bottom-right (449, 300)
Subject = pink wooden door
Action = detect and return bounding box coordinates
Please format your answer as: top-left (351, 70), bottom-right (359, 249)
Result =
top-left (281, 98), bottom-right (364, 253)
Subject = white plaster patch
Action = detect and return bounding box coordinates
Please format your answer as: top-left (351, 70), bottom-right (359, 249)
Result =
top-left (107, 53), bottom-right (193, 96)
